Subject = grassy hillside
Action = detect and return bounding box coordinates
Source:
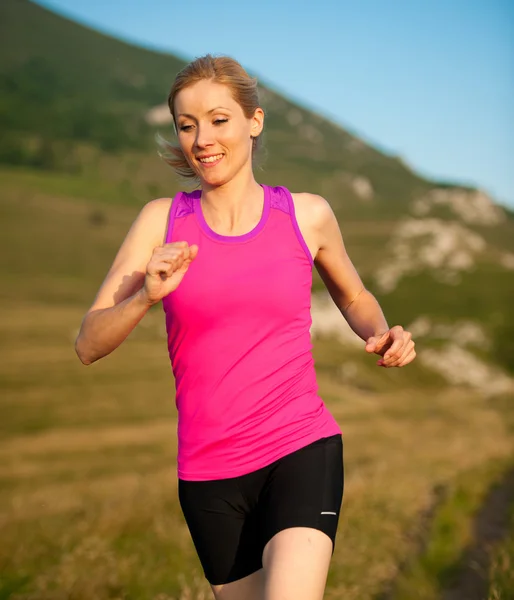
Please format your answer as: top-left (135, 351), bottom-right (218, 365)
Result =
top-left (1, 178), bottom-right (513, 600)
top-left (0, 0), bottom-right (432, 216)
top-left (0, 0), bottom-right (183, 152)
top-left (0, 202), bottom-right (512, 600)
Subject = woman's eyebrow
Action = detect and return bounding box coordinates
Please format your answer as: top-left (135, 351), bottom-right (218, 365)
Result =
top-left (177, 107), bottom-right (232, 119)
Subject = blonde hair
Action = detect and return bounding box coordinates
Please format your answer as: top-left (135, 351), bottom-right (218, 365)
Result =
top-left (158, 54), bottom-right (263, 181)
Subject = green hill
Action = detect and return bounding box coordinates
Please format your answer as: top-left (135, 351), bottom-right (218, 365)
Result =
top-left (1, 0), bottom-right (513, 381)
top-left (0, 0), bottom-right (428, 214)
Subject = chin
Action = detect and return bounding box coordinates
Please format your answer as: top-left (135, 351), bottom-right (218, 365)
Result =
top-left (201, 171), bottom-right (231, 188)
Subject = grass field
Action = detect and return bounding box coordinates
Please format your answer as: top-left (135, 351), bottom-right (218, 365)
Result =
top-left (1, 170), bottom-right (514, 599)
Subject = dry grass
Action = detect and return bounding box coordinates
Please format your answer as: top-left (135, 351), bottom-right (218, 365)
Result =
top-left (1, 179), bottom-right (513, 598)
top-left (1, 299), bottom-right (513, 599)
top-left (488, 509), bottom-right (514, 600)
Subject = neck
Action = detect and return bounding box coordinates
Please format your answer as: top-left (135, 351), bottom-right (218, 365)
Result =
top-left (200, 165), bottom-right (263, 234)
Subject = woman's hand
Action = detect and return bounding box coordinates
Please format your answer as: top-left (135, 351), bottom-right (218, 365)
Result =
top-left (141, 241), bottom-right (199, 305)
top-left (365, 326), bottom-right (416, 368)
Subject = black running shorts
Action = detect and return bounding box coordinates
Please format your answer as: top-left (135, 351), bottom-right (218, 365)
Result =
top-left (178, 434), bottom-right (344, 585)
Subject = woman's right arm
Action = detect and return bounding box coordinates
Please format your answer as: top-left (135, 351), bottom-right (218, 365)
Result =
top-left (75, 197), bottom-right (197, 366)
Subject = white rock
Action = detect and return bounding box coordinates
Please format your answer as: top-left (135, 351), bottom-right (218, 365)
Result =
top-left (145, 104), bottom-right (173, 126)
top-left (407, 316), bottom-right (432, 338)
top-left (299, 124), bottom-right (323, 144)
top-left (420, 344), bottom-right (514, 396)
top-left (500, 253), bottom-right (514, 270)
top-left (287, 109), bottom-right (303, 126)
top-left (412, 188), bottom-right (505, 226)
top-left (407, 317), bottom-right (490, 349)
top-left (375, 218), bottom-right (486, 293)
top-left (310, 292), bottom-right (362, 347)
top-left (346, 138), bottom-right (365, 153)
top-left (351, 176), bottom-right (374, 201)
top-left (411, 197), bottom-right (430, 216)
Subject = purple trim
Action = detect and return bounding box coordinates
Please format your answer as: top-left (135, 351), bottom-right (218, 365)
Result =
top-left (270, 186), bottom-right (290, 213)
top-left (165, 191), bottom-right (183, 244)
top-left (194, 184), bottom-right (270, 243)
top-left (175, 192), bottom-right (197, 218)
top-left (281, 186), bottom-right (314, 266)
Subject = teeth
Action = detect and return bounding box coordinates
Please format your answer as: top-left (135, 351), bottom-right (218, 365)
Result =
top-left (199, 154), bottom-right (223, 163)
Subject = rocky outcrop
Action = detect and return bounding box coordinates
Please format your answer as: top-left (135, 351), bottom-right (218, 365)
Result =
top-left (375, 218), bottom-right (486, 293)
top-left (145, 104), bottom-right (172, 126)
top-left (499, 252), bottom-right (514, 270)
top-left (408, 317), bottom-right (490, 350)
top-left (420, 344), bottom-right (514, 397)
top-left (412, 188), bottom-right (505, 226)
top-left (407, 317), bottom-right (514, 396)
top-left (350, 176), bottom-right (374, 201)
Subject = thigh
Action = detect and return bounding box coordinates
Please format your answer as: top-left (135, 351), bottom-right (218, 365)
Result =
top-left (262, 527), bottom-right (332, 600)
top-left (258, 435), bottom-right (344, 599)
top-left (259, 434), bottom-right (344, 553)
top-left (211, 568), bottom-right (265, 600)
top-left (178, 477), bottom-right (263, 586)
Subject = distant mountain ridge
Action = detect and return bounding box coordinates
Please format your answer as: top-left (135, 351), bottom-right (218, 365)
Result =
top-left (1, 0), bottom-right (513, 382)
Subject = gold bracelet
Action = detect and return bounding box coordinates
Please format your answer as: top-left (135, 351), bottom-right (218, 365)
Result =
top-left (343, 286), bottom-right (366, 312)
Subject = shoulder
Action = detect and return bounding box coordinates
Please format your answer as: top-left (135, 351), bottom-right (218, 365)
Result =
top-left (140, 196), bottom-right (173, 218)
top-left (129, 197), bottom-right (174, 246)
top-left (138, 196), bottom-right (174, 226)
top-left (290, 192), bottom-right (336, 230)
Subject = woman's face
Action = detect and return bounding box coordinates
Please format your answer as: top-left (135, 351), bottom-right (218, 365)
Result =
top-left (174, 79), bottom-right (264, 187)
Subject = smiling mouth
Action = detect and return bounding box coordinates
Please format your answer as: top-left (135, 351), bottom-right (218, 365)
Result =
top-left (198, 154), bottom-right (224, 165)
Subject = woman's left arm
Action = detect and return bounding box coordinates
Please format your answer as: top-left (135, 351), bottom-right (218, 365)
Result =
top-left (305, 193), bottom-right (416, 368)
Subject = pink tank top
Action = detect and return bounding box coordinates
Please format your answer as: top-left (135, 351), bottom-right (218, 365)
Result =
top-left (162, 184), bottom-right (341, 481)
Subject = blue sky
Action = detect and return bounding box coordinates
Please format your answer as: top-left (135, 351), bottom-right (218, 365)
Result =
top-left (36, 0), bottom-right (514, 207)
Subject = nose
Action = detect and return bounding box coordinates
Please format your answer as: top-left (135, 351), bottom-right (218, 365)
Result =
top-left (195, 123), bottom-right (215, 149)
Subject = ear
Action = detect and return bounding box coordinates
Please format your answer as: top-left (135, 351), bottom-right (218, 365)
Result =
top-left (250, 107), bottom-right (264, 138)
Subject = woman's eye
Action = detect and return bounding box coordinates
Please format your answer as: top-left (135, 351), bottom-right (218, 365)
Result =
top-left (214, 118), bottom-right (228, 126)
top-left (179, 124), bottom-right (193, 132)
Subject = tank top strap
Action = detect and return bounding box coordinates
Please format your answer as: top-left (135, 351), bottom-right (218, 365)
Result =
top-left (165, 190), bottom-right (200, 244)
top-left (268, 185), bottom-right (290, 214)
top-left (268, 185), bottom-right (314, 266)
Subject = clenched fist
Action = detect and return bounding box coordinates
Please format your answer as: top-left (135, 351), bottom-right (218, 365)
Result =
top-left (141, 241), bottom-right (198, 305)
top-left (365, 325), bottom-right (416, 368)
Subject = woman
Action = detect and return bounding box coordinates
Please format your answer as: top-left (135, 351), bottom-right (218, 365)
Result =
top-left (76, 55), bottom-right (416, 600)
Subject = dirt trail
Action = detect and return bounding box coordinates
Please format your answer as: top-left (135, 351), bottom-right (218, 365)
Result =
top-left (373, 484), bottom-right (448, 600)
top-left (441, 465), bottom-right (514, 600)
top-left (374, 466), bottom-right (514, 600)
